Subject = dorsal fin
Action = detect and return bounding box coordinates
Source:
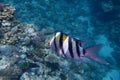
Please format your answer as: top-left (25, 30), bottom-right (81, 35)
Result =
top-left (74, 38), bottom-right (85, 46)
top-left (55, 31), bottom-right (85, 46)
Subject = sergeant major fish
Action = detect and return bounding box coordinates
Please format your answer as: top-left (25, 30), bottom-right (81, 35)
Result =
top-left (48, 32), bottom-right (108, 65)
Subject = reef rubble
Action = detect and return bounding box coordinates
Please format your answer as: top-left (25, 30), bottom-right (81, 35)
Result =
top-left (0, 3), bottom-right (117, 80)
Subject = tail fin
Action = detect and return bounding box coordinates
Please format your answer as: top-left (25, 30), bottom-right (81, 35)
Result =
top-left (85, 44), bottom-right (109, 65)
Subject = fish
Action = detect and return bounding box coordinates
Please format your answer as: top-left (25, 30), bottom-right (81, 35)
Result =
top-left (48, 32), bottom-right (109, 65)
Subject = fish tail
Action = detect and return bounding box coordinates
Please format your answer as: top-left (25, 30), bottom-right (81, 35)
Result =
top-left (85, 44), bottom-right (109, 65)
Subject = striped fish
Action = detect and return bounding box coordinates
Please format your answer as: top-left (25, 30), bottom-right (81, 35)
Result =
top-left (48, 32), bottom-right (108, 65)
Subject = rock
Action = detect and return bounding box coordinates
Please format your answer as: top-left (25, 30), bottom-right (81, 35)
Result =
top-left (11, 26), bottom-right (18, 33)
top-left (20, 68), bottom-right (41, 80)
top-left (0, 45), bottom-right (18, 56)
top-left (45, 53), bottom-right (59, 63)
top-left (0, 55), bottom-right (22, 79)
top-left (0, 56), bottom-right (10, 70)
top-left (20, 54), bottom-right (26, 59)
top-left (23, 36), bottom-right (31, 45)
top-left (19, 46), bottom-right (29, 53)
top-left (32, 35), bottom-right (42, 43)
top-left (27, 28), bottom-right (35, 33)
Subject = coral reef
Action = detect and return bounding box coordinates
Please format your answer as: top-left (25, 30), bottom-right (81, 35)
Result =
top-left (0, 4), bottom-right (44, 80)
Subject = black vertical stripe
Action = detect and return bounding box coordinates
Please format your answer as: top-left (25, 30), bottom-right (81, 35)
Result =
top-left (59, 33), bottom-right (66, 57)
top-left (76, 40), bottom-right (81, 57)
top-left (79, 42), bottom-right (82, 46)
top-left (83, 49), bottom-right (86, 55)
top-left (68, 37), bottom-right (74, 58)
top-left (54, 36), bottom-right (57, 52)
top-left (59, 33), bottom-right (63, 49)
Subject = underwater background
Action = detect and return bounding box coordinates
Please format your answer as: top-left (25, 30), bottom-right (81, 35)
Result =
top-left (0, 0), bottom-right (120, 80)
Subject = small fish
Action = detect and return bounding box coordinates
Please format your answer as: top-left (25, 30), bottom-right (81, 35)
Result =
top-left (48, 32), bottom-right (108, 65)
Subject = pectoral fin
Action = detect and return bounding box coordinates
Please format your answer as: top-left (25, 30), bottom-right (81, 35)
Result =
top-left (79, 56), bottom-right (90, 62)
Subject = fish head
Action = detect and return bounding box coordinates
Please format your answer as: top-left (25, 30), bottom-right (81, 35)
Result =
top-left (48, 32), bottom-right (61, 45)
top-left (48, 35), bottom-right (55, 46)
top-left (48, 32), bottom-right (61, 50)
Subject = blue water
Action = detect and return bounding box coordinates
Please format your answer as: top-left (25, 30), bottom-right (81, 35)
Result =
top-left (0, 0), bottom-right (120, 80)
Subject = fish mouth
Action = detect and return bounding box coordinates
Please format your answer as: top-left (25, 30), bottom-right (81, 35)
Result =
top-left (48, 42), bottom-right (50, 46)
top-left (48, 36), bottom-right (53, 46)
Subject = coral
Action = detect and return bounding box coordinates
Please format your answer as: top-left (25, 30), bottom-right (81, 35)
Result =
top-left (0, 4), bottom-right (15, 20)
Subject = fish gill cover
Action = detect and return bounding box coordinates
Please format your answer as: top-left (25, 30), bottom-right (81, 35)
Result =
top-left (0, 0), bottom-right (120, 80)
